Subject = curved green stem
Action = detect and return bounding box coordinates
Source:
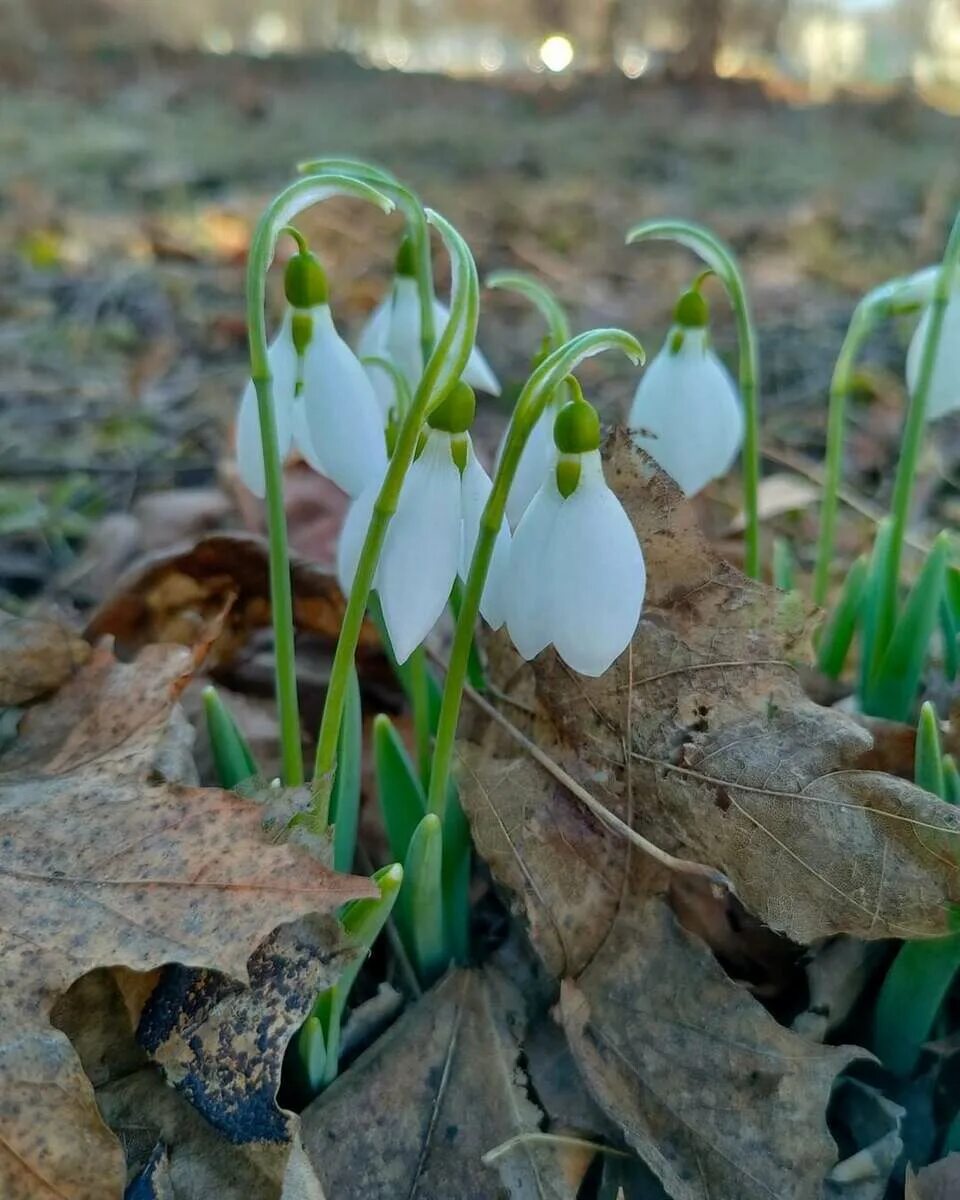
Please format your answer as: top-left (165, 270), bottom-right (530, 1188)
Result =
top-left (425, 328), bottom-right (645, 819)
top-left (247, 172), bottom-right (394, 785)
top-left (874, 210), bottom-right (960, 660)
top-left (626, 220), bottom-right (761, 578)
top-left (486, 270), bottom-right (571, 347)
top-left (310, 209), bottom-right (479, 827)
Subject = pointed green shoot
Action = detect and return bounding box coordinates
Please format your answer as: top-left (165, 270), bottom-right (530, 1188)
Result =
top-left (868, 532), bottom-right (949, 720)
top-left (816, 556), bottom-right (867, 680)
top-left (858, 520), bottom-right (895, 706)
top-left (940, 597), bottom-right (958, 682)
top-left (441, 780), bottom-right (472, 964)
top-left (944, 755), bottom-right (960, 806)
top-left (915, 701), bottom-right (945, 799)
top-left (202, 686), bottom-right (258, 789)
top-left (296, 1015), bottom-right (327, 1097)
top-left (374, 714), bottom-right (427, 864)
top-left (400, 813), bottom-right (447, 986)
top-left (772, 536), bottom-right (796, 592)
top-left (330, 665), bottom-right (362, 873)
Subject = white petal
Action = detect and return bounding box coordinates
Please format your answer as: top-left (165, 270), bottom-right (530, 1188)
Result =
top-left (378, 432), bottom-right (462, 663)
top-left (503, 405), bottom-right (556, 528)
top-left (432, 299), bottom-right (501, 396)
top-left (299, 306), bottom-right (388, 497)
top-left (459, 442), bottom-right (512, 629)
top-left (356, 296), bottom-right (391, 360)
top-left (235, 319), bottom-right (298, 498)
top-left (628, 329), bottom-right (744, 496)
top-left (907, 296), bottom-right (960, 421)
top-left (386, 277), bottom-right (424, 390)
top-left (505, 470), bottom-right (563, 660)
top-left (336, 480), bottom-right (380, 597)
top-left (549, 452), bottom-right (646, 677)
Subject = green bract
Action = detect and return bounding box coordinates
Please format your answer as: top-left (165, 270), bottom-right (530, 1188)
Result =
top-left (553, 395), bottom-right (601, 454)
top-left (284, 249), bottom-right (328, 309)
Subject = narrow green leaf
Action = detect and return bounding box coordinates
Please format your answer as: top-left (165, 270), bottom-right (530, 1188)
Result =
top-left (374, 714), bottom-right (427, 866)
top-left (945, 563), bottom-right (960, 623)
top-left (941, 595), bottom-right (959, 681)
top-left (816, 556), bottom-right (868, 679)
top-left (872, 931), bottom-right (960, 1077)
top-left (915, 701), bottom-right (945, 799)
top-left (772, 536), bottom-right (795, 592)
top-left (944, 754), bottom-right (960, 806)
top-left (202, 686), bottom-right (258, 789)
top-left (869, 532), bottom-right (949, 720)
top-left (859, 520), bottom-right (894, 706)
top-left (441, 779), bottom-right (472, 964)
top-left (296, 1015), bottom-right (327, 1096)
top-left (330, 666), bottom-right (362, 874)
top-left (400, 813), bottom-right (447, 986)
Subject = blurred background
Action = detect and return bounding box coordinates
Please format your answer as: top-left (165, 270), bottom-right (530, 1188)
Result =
top-left (2, 0), bottom-right (959, 610)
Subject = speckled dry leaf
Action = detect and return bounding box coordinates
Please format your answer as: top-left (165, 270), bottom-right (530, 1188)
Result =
top-left (0, 641), bottom-right (374, 1200)
top-left (905, 1154), bottom-right (960, 1199)
top-left (85, 533), bottom-right (378, 664)
top-left (0, 611), bottom-right (89, 704)
top-left (138, 916), bottom-right (357, 1143)
top-left (521, 431), bottom-right (960, 943)
top-left (301, 969), bottom-right (576, 1200)
top-left (561, 894), bottom-right (857, 1200)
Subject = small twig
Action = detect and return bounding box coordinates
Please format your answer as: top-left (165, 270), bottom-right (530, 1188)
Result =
top-left (481, 1132), bottom-right (630, 1167)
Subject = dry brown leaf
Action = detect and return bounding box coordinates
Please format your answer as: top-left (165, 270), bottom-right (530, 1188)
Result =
top-left (0, 611), bottom-right (89, 704)
top-left (301, 969), bottom-right (578, 1200)
top-left (726, 471), bottom-right (820, 533)
top-left (0, 640), bottom-right (375, 1199)
top-left (905, 1155), bottom-right (960, 1199)
top-left (560, 893), bottom-right (857, 1200)
top-left (526, 432), bottom-right (960, 943)
top-left (85, 532), bottom-right (378, 664)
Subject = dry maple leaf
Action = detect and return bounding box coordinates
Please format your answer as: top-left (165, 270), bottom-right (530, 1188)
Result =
top-left (0, 639), bottom-right (375, 1200)
top-left (504, 431), bottom-right (960, 944)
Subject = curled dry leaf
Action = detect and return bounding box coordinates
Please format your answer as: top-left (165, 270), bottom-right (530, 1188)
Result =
top-left (301, 969), bottom-right (579, 1200)
top-left (0, 640), bottom-right (375, 1199)
top-left (0, 611), bottom-right (89, 705)
top-left (528, 431), bottom-right (960, 944)
top-left (85, 533), bottom-right (378, 664)
top-left (905, 1154), bottom-right (960, 1200)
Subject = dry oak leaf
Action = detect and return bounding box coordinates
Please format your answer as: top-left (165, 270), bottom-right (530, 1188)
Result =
top-left (561, 894), bottom-right (858, 1200)
top-left (85, 533), bottom-right (378, 664)
top-left (301, 968), bottom-right (577, 1200)
top-left (525, 431), bottom-right (960, 944)
top-left (0, 640), bottom-right (375, 1200)
top-left (0, 610), bottom-right (90, 705)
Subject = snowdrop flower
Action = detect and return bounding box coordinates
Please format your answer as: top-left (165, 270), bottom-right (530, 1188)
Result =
top-left (505, 394), bottom-right (646, 677)
top-left (237, 247), bottom-right (386, 499)
top-left (906, 288), bottom-right (960, 421)
top-left (500, 337), bottom-right (565, 529)
top-left (337, 383), bottom-right (511, 663)
top-left (628, 288), bottom-right (744, 496)
top-left (357, 237), bottom-right (501, 418)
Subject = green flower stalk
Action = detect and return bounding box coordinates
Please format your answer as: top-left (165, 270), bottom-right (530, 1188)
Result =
top-left (246, 172), bottom-right (395, 786)
top-left (426, 328), bottom-right (644, 822)
top-left (626, 220), bottom-right (761, 578)
top-left (310, 210), bottom-right (480, 828)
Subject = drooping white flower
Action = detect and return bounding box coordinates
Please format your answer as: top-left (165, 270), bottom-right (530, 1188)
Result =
top-left (358, 239), bottom-right (501, 417)
top-left (906, 292), bottom-right (960, 421)
top-left (337, 383), bottom-right (511, 663)
top-left (628, 288), bottom-right (743, 496)
top-left (504, 396), bottom-right (646, 677)
top-left (236, 248), bottom-right (386, 499)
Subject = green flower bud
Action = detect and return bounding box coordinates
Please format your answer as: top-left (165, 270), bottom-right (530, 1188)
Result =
top-left (673, 287), bottom-right (709, 329)
top-left (284, 250), bottom-right (328, 309)
top-left (555, 454), bottom-right (582, 498)
top-left (553, 394), bottom-right (600, 454)
top-left (428, 381), bottom-right (476, 434)
top-left (395, 235), bottom-right (417, 279)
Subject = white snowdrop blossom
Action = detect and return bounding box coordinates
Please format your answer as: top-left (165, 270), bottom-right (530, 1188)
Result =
top-left (504, 398), bottom-right (646, 677)
top-left (337, 385), bottom-right (511, 664)
top-left (237, 250), bottom-right (386, 499)
top-left (628, 289), bottom-right (743, 497)
top-left (502, 397), bottom-right (560, 528)
top-left (358, 243), bottom-right (501, 419)
top-left (906, 292), bottom-right (960, 422)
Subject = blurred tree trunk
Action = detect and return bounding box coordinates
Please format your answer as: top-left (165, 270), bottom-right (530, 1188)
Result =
top-left (682, 0), bottom-right (725, 80)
